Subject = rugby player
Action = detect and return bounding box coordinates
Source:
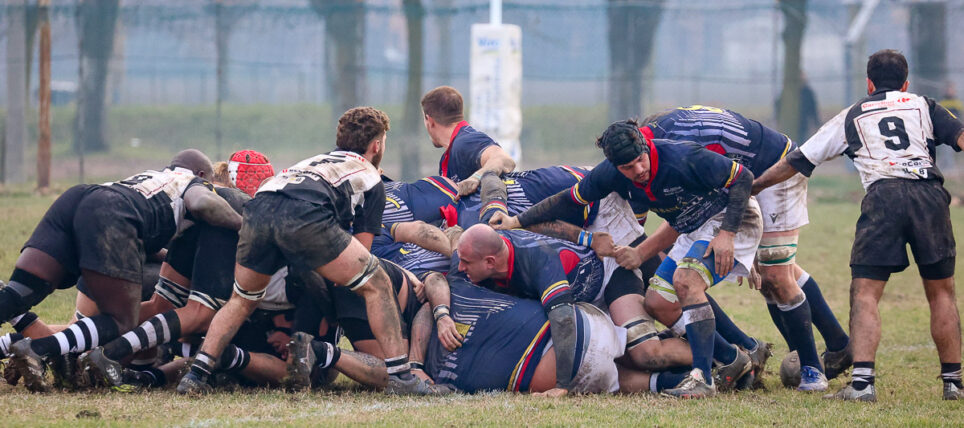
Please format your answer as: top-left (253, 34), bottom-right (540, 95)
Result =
top-left (451, 224), bottom-right (693, 396)
top-left (421, 86), bottom-right (516, 196)
top-left (4, 149), bottom-right (242, 392)
top-left (491, 120), bottom-right (764, 397)
top-left (637, 104), bottom-right (851, 389)
top-left (753, 50), bottom-right (964, 402)
top-left (176, 107), bottom-right (433, 395)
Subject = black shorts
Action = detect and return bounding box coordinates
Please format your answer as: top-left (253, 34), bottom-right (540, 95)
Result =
top-left (333, 259), bottom-right (419, 343)
top-left (236, 193), bottom-right (352, 275)
top-left (24, 185), bottom-right (145, 284)
top-left (851, 179), bottom-right (956, 280)
top-left (78, 260), bottom-right (161, 301)
top-left (188, 224), bottom-right (239, 311)
top-left (165, 226), bottom-right (200, 278)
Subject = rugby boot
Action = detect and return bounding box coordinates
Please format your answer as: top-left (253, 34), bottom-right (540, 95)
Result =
top-left (663, 368), bottom-right (717, 399)
top-left (822, 341), bottom-right (853, 380)
top-left (943, 381), bottom-right (964, 400)
top-left (8, 339), bottom-right (49, 392)
top-left (386, 372), bottom-right (453, 395)
top-left (714, 348), bottom-right (752, 392)
top-left (1, 359), bottom-right (22, 386)
top-left (797, 365), bottom-right (829, 392)
top-left (744, 339), bottom-right (772, 389)
top-left (48, 352), bottom-right (79, 390)
top-left (283, 332), bottom-right (316, 391)
top-left (79, 347), bottom-right (139, 393)
top-left (175, 370), bottom-right (213, 396)
top-left (823, 382), bottom-right (876, 402)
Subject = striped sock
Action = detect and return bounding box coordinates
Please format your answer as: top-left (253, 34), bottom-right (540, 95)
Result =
top-left (217, 345), bottom-right (251, 372)
top-left (851, 361), bottom-right (875, 390)
top-left (30, 314), bottom-right (119, 357)
top-left (103, 310), bottom-right (181, 361)
top-left (941, 363), bottom-right (962, 388)
top-left (0, 333), bottom-right (24, 358)
top-left (385, 354), bottom-right (412, 378)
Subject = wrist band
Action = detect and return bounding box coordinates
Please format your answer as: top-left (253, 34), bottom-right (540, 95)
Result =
top-left (578, 230), bottom-right (593, 247)
top-left (433, 304), bottom-right (451, 322)
top-left (470, 173), bottom-right (483, 181)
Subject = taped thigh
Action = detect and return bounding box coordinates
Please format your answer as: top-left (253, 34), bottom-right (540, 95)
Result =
top-left (622, 315), bottom-right (658, 350)
top-left (648, 258), bottom-right (678, 304)
top-left (345, 254), bottom-right (380, 292)
top-left (757, 234), bottom-right (799, 266)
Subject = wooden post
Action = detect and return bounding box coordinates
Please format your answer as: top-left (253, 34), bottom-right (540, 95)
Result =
top-left (37, 0), bottom-right (52, 191)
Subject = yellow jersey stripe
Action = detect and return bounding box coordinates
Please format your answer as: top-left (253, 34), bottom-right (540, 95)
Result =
top-left (507, 321), bottom-right (550, 391)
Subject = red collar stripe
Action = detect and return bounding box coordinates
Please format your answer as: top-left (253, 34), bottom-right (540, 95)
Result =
top-left (439, 121), bottom-right (470, 177)
top-left (539, 280), bottom-right (570, 306)
top-left (422, 177), bottom-right (458, 201)
top-left (508, 321), bottom-right (550, 391)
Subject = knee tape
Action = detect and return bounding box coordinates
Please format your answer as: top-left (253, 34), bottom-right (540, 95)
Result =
top-left (757, 234), bottom-right (798, 266)
top-left (649, 258), bottom-right (679, 303)
top-left (233, 280), bottom-right (267, 301)
top-left (9, 311), bottom-right (38, 332)
top-left (622, 315), bottom-right (658, 350)
top-left (677, 257), bottom-right (714, 288)
top-left (6, 269), bottom-right (54, 310)
top-left (346, 254), bottom-right (380, 292)
top-left (155, 276), bottom-right (190, 308)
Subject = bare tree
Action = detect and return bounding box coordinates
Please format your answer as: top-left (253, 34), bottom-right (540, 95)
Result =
top-left (607, 0), bottom-right (664, 123)
top-left (909, 1), bottom-right (946, 98)
top-left (777, 0), bottom-right (807, 143)
top-left (400, 0), bottom-right (424, 180)
top-left (309, 0), bottom-right (366, 123)
top-left (74, 0), bottom-right (121, 154)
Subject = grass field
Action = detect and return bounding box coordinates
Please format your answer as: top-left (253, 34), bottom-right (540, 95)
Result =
top-left (1, 177), bottom-right (964, 426)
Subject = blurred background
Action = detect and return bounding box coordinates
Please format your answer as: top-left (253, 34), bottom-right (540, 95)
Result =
top-left (1, 0), bottom-right (963, 186)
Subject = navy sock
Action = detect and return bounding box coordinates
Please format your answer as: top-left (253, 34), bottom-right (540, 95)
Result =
top-left (713, 332), bottom-right (737, 365)
top-left (706, 294), bottom-right (755, 349)
top-left (800, 274), bottom-right (849, 352)
top-left (683, 302), bottom-right (715, 382)
top-left (766, 303), bottom-right (793, 350)
top-left (852, 361), bottom-right (875, 390)
top-left (941, 362), bottom-right (962, 388)
top-left (779, 297), bottom-right (822, 371)
top-left (652, 368), bottom-right (691, 392)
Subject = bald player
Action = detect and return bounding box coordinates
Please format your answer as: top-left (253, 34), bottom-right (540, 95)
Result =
top-left (5, 149), bottom-right (242, 392)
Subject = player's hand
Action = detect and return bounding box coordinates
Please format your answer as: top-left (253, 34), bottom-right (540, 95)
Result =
top-left (747, 263), bottom-right (762, 290)
top-left (437, 316), bottom-right (464, 351)
top-left (488, 212), bottom-right (521, 230)
top-left (457, 177), bottom-right (481, 196)
top-left (590, 232), bottom-right (615, 258)
top-left (705, 230), bottom-right (735, 278)
top-left (266, 331), bottom-right (291, 360)
top-left (614, 245), bottom-right (644, 270)
top-left (413, 278), bottom-right (426, 302)
top-left (533, 387), bottom-right (569, 397)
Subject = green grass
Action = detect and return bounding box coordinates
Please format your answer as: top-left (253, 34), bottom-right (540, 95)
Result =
top-left (1, 180), bottom-right (964, 426)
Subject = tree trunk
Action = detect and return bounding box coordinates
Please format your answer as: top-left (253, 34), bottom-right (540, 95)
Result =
top-left (37, 0), bottom-right (52, 190)
top-left (311, 0), bottom-right (366, 124)
top-left (4, 0), bottom-right (29, 184)
top-left (607, 0), bottom-right (664, 123)
top-left (215, 0), bottom-right (231, 160)
top-left (400, 0), bottom-right (424, 180)
top-left (777, 0), bottom-right (807, 143)
top-left (436, 0), bottom-right (452, 82)
top-left (909, 1), bottom-right (946, 98)
top-left (73, 0), bottom-right (120, 154)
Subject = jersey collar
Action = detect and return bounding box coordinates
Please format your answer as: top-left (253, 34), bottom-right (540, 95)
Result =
top-left (439, 121), bottom-right (470, 177)
top-left (636, 127), bottom-right (659, 200)
top-left (171, 166), bottom-right (194, 175)
top-left (495, 235), bottom-right (515, 288)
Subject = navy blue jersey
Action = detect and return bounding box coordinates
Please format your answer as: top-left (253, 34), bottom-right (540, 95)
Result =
top-left (457, 166), bottom-right (601, 228)
top-left (372, 231), bottom-right (451, 279)
top-left (426, 280), bottom-right (596, 392)
top-left (438, 121), bottom-right (501, 182)
top-left (451, 229), bottom-right (604, 309)
top-left (646, 105), bottom-right (794, 176)
top-left (382, 176), bottom-right (459, 230)
top-left (570, 138), bottom-right (745, 233)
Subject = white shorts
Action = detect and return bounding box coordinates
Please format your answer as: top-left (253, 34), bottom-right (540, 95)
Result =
top-left (586, 194), bottom-right (647, 295)
top-left (569, 303), bottom-right (626, 394)
top-left (756, 172), bottom-right (809, 233)
top-left (653, 198), bottom-right (763, 303)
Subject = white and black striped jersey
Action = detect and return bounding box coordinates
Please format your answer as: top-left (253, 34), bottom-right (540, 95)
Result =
top-left (789, 90), bottom-right (964, 190)
top-left (257, 151), bottom-right (385, 236)
top-left (106, 167), bottom-right (212, 246)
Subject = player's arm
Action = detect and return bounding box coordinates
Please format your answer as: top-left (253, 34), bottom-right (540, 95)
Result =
top-left (458, 145), bottom-right (516, 196)
top-left (491, 162), bottom-right (612, 230)
top-left (391, 221), bottom-right (453, 257)
top-left (755, 108), bottom-right (850, 194)
top-left (407, 303), bottom-right (434, 382)
top-left (614, 221), bottom-right (679, 270)
top-left (927, 97), bottom-right (964, 152)
top-left (353, 185), bottom-right (386, 251)
top-left (751, 157), bottom-right (799, 195)
top-left (526, 221), bottom-right (615, 258)
top-left (528, 253), bottom-right (579, 395)
top-left (707, 161), bottom-right (753, 278)
top-left (183, 185), bottom-right (243, 231)
top-left (422, 272), bottom-right (463, 351)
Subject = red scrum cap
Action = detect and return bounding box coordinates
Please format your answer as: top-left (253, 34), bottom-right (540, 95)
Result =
top-left (228, 150), bottom-right (274, 197)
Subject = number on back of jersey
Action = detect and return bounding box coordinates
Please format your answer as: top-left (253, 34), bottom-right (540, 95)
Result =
top-left (113, 169), bottom-right (198, 200)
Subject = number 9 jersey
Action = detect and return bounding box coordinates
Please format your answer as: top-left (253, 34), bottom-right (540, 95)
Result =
top-left (789, 89), bottom-right (964, 190)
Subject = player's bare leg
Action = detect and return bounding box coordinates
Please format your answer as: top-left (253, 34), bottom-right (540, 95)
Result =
top-left (825, 277), bottom-right (885, 402)
top-left (922, 276), bottom-right (963, 399)
top-left (609, 293), bottom-right (691, 370)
